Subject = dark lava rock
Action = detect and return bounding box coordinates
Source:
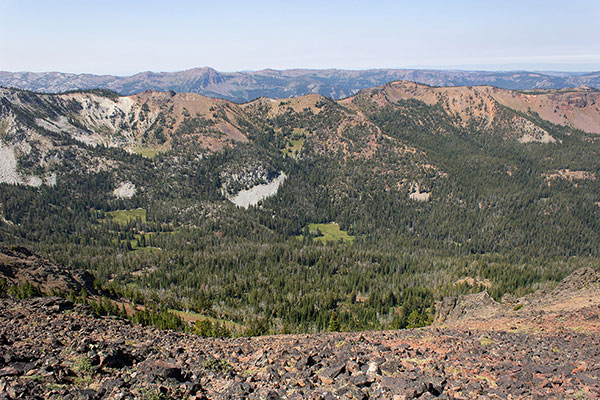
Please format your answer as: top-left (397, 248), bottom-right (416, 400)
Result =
top-left (350, 373), bottom-right (373, 387)
top-left (29, 296), bottom-right (73, 313)
top-left (99, 347), bottom-right (133, 369)
top-left (222, 381), bottom-right (253, 398)
top-left (320, 363), bottom-right (345, 380)
top-left (75, 389), bottom-right (97, 400)
top-left (138, 359), bottom-right (186, 382)
top-left (295, 354), bottom-right (317, 369)
top-left (426, 376), bottom-right (447, 396)
top-left (97, 377), bottom-right (127, 395)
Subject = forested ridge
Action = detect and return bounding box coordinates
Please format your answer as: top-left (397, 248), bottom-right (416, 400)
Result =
top-left (1, 82), bottom-right (600, 335)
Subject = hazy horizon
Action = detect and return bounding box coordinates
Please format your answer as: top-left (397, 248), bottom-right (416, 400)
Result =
top-left (2, 65), bottom-right (599, 76)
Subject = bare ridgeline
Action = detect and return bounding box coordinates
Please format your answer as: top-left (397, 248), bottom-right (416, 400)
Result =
top-left (0, 246), bottom-right (598, 399)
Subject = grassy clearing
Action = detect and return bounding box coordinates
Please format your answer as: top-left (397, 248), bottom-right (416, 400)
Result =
top-left (282, 128), bottom-right (307, 158)
top-left (103, 209), bottom-right (167, 252)
top-left (283, 139), bottom-right (304, 158)
top-left (133, 147), bottom-right (167, 159)
top-left (298, 222), bottom-right (355, 244)
top-left (127, 233), bottom-right (160, 251)
top-left (106, 208), bottom-right (146, 225)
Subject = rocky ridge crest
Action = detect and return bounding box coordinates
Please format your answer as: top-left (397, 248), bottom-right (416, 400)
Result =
top-left (0, 245), bottom-right (94, 294)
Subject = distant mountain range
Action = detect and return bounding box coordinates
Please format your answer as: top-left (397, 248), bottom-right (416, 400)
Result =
top-left (1, 67), bottom-right (599, 103)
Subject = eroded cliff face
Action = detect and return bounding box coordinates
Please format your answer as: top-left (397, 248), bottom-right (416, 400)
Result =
top-left (0, 88), bottom-right (248, 153)
top-left (345, 81), bottom-right (600, 136)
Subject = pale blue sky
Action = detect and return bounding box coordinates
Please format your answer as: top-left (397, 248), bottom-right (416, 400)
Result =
top-left (1, 0), bottom-right (599, 74)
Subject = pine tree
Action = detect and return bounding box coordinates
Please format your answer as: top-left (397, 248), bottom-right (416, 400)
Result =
top-left (327, 311), bottom-right (340, 332)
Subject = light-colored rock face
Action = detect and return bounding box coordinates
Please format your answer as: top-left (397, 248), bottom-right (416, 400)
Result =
top-left (229, 172), bottom-right (286, 209)
top-left (113, 181), bottom-right (136, 199)
top-left (544, 169), bottom-right (596, 184)
top-left (45, 173), bottom-right (57, 187)
top-left (409, 184), bottom-right (430, 202)
top-left (65, 94), bottom-right (146, 148)
top-left (0, 142), bottom-right (21, 185)
top-left (5, 90), bottom-right (249, 153)
top-left (0, 141), bottom-right (46, 187)
top-left (25, 176), bottom-right (43, 187)
top-left (517, 131), bottom-right (556, 144)
top-left (513, 115), bottom-right (557, 143)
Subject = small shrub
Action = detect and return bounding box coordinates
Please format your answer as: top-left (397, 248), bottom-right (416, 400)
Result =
top-left (0, 278), bottom-right (7, 297)
top-left (74, 356), bottom-right (93, 375)
top-left (138, 388), bottom-right (168, 400)
top-left (194, 319), bottom-right (231, 338)
top-left (8, 282), bottom-right (43, 299)
top-left (204, 358), bottom-right (231, 373)
top-left (73, 356), bottom-right (93, 386)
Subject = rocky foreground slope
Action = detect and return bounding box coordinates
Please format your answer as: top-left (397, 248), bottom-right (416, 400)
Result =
top-left (1, 294), bottom-right (599, 400)
top-left (0, 247), bottom-right (599, 399)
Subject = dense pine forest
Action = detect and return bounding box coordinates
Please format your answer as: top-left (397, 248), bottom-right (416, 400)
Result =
top-left (1, 83), bottom-right (600, 335)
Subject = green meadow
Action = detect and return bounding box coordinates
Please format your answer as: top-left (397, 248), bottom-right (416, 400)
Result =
top-left (298, 222), bottom-right (355, 243)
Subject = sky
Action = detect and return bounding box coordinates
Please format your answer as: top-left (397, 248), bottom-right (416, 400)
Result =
top-left (1, 0), bottom-right (599, 75)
